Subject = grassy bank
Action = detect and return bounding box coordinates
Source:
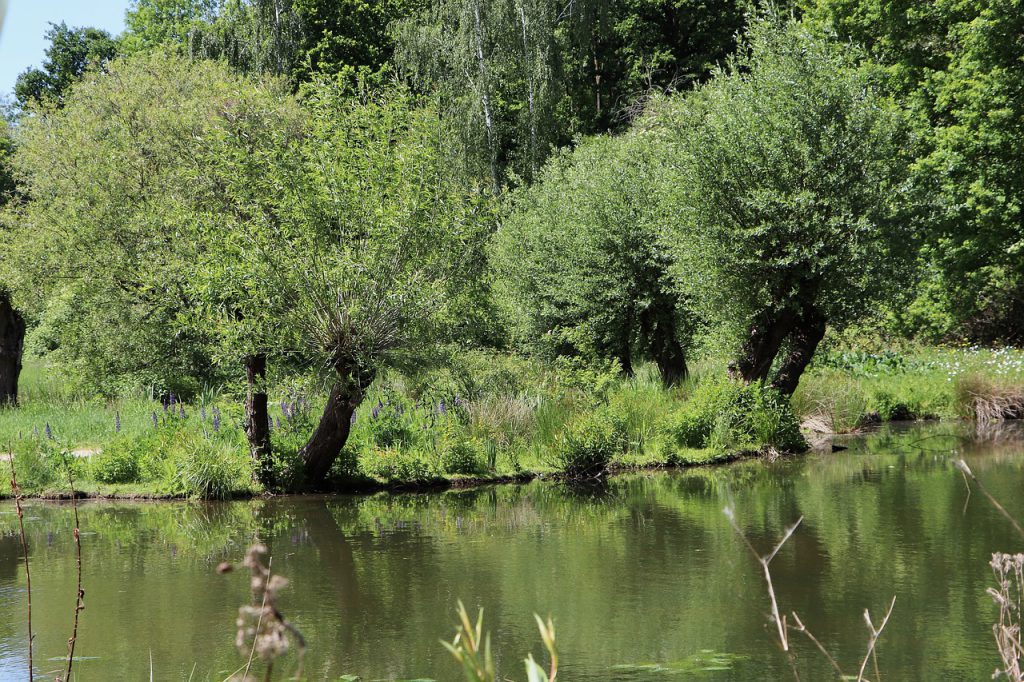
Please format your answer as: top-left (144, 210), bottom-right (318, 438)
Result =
top-left (2, 346), bottom-right (1022, 499)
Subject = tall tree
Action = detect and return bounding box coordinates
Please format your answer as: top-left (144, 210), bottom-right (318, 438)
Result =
top-left (14, 23), bottom-right (119, 107)
top-left (190, 83), bottom-right (491, 486)
top-left (0, 123), bottom-right (23, 405)
top-left (4, 52), bottom-right (237, 398)
top-left (659, 12), bottom-right (913, 393)
top-left (493, 132), bottom-right (693, 384)
top-left (392, 0), bottom-right (757, 187)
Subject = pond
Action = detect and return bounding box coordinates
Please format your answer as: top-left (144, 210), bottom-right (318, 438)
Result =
top-left (2, 422), bottom-right (1023, 680)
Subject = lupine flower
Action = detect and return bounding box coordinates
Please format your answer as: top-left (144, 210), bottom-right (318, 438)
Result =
top-left (438, 400), bottom-right (446, 416)
top-left (169, 392), bottom-right (176, 407)
top-left (212, 407), bottom-right (221, 433)
top-left (115, 411), bottom-right (121, 433)
top-left (163, 401), bottom-right (169, 413)
top-left (372, 405), bottom-right (380, 420)
top-left (275, 417), bottom-right (281, 429)
top-left (45, 423), bottom-right (53, 439)
top-left (152, 412), bottom-right (159, 428)
top-left (179, 404), bottom-right (186, 419)
top-left (201, 405), bottom-right (207, 421)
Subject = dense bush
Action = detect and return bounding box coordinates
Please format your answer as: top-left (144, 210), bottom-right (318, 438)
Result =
top-left (90, 438), bottom-right (142, 483)
top-left (554, 408), bottom-right (629, 477)
top-left (664, 379), bottom-right (806, 455)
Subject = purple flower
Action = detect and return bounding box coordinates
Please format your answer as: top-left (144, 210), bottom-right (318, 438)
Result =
top-left (372, 405), bottom-right (380, 420)
top-left (438, 400), bottom-right (446, 416)
top-left (201, 405), bottom-right (207, 421)
top-left (275, 416), bottom-right (281, 428)
top-left (169, 392), bottom-right (176, 407)
top-left (212, 407), bottom-right (221, 433)
top-left (45, 423), bottom-right (53, 440)
top-left (179, 404), bottom-right (186, 419)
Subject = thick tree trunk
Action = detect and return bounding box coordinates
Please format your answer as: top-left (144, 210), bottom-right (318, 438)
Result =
top-left (729, 307), bottom-right (799, 384)
top-left (619, 343), bottom-right (634, 377)
top-left (244, 354), bottom-right (272, 485)
top-left (0, 292), bottom-right (25, 406)
top-left (771, 306), bottom-right (827, 396)
top-left (654, 331), bottom-right (689, 387)
top-left (300, 365), bottom-right (374, 487)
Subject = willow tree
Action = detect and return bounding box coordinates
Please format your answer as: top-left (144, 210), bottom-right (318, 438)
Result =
top-left (192, 83), bottom-right (491, 486)
top-left (659, 13), bottom-right (913, 394)
top-left (493, 132), bottom-right (693, 384)
top-left (0, 123), bottom-right (23, 405)
top-left (3, 52), bottom-right (241, 397)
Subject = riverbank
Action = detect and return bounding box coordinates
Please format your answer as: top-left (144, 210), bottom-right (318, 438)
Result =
top-left (1, 346), bottom-right (1021, 500)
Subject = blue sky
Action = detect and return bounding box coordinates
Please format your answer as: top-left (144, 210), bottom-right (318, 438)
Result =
top-left (0, 0), bottom-right (133, 101)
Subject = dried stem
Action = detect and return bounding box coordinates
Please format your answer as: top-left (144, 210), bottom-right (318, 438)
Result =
top-left (856, 595), bottom-right (896, 682)
top-left (789, 612), bottom-right (843, 676)
top-left (8, 449), bottom-right (33, 681)
top-left (725, 506), bottom-right (802, 653)
top-left (62, 464), bottom-right (85, 682)
top-left (956, 459), bottom-right (1024, 540)
top-left (243, 555), bottom-right (272, 681)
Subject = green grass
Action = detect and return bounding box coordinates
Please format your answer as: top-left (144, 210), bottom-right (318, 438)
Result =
top-left (4, 346), bottom-right (1022, 498)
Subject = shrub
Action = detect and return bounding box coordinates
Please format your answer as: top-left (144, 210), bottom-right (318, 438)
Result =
top-left (438, 436), bottom-right (487, 476)
top-left (358, 447), bottom-right (436, 482)
top-left (91, 438), bottom-right (142, 483)
top-left (6, 440), bottom-right (72, 491)
top-left (162, 434), bottom-right (250, 499)
top-left (553, 408), bottom-right (628, 477)
top-left (663, 378), bottom-right (807, 455)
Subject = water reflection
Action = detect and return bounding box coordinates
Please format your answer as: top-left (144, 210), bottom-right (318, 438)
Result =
top-left (0, 422), bottom-right (1022, 680)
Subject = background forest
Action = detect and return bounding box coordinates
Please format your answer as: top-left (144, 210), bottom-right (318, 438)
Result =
top-left (0, 0), bottom-right (1022, 497)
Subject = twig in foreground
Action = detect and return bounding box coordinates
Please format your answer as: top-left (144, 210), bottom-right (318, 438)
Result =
top-left (62, 463), bottom-right (85, 682)
top-left (856, 595), bottom-right (896, 682)
top-left (724, 507), bottom-right (802, 652)
top-left (955, 459), bottom-right (1024, 540)
top-left (8, 449), bottom-right (33, 681)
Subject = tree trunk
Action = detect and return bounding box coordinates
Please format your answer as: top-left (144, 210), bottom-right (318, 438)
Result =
top-left (729, 307), bottom-right (799, 384)
top-left (244, 354), bottom-right (272, 485)
top-left (771, 306), bottom-right (827, 396)
top-left (653, 330), bottom-right (688, 387)
top-left (0, 292), bottom-right (25, 406)
top-left (299, 365), bottom-right (374, 488)
top-left (618, 343), bottom-right (634, 377)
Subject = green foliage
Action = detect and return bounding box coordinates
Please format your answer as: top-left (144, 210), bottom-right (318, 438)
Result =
top-left (494, 133), bottom-right (693, 383)
top-left (553, 407), bottom-right (628, 477)
top-left (90, 438), bottom-right (142, 483)
top-left (14, 22), bottom-right (119, 107)
top-left (664, 379), bottom-right (806, 455)
top-left (393, 0), bottom-right (755, 186)
top-left (656, 11), bottom-right (913, 383)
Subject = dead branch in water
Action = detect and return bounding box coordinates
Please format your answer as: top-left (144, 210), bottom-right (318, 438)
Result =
top-left (724, 507), bottom-right (801, 652)
top-left (7, 447), bottom-right (33, 681)
top-left (856, 596), bottom-right (896, 682)
top-left (955, 459), bottom-right (1024, 540)
top-left (61, 461), bottom-right (85, 682)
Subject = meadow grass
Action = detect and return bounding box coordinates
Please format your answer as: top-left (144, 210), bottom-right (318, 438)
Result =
top-left (3, 347), bottom-right (1022, 498)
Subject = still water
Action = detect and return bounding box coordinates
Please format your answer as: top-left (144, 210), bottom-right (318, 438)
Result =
top-left (2, 423), bottom-right (1023, 680)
